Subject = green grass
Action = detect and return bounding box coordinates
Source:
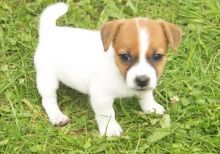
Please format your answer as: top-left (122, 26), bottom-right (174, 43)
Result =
top-left (0, 0), bottom-right (220, 153)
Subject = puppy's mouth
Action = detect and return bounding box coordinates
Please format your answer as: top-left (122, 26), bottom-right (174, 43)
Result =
top-left (131, 86), bottom-right (151, 91)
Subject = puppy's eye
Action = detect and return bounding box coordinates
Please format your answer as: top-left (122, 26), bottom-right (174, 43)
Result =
top-left (119, 53), bottom-right (132, 63)
top-left (152, 53), bottom-right (163, 61)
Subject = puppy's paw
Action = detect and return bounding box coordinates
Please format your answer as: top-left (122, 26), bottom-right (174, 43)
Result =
top-left (49, 113), bottom-right (70, 126)
top-left (99, 120), bottom-right (123, 137)
top-left (142, 102), bottom-right (165, 115)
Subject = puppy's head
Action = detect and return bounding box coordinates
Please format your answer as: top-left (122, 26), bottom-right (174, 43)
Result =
top-left (101, 18), bottom-right (182, 91)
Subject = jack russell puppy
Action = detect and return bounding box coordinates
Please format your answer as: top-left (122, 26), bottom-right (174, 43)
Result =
top-left (34, 3), bottom-right (182, 136)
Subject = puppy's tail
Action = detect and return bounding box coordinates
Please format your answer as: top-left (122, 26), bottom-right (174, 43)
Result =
top-left (39, 3), bottom-right (68, 36)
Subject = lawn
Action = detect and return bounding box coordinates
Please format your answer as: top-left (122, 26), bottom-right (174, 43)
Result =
top-left (0, 0), bottom-right (220, 153)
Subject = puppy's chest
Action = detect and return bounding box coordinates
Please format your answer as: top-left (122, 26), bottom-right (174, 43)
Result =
top-left (103, 76), bottom-right (139, 98)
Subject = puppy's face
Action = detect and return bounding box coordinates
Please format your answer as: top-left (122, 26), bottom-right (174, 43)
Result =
top-left (101, 18), bottom-right (182, 91)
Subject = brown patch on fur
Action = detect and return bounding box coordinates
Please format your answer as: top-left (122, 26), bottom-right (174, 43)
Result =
top-left (112, 19), bottom-right (140, 77)
top-left (137, 18), bottom-right (182, 76)
top-left (157, 19), bottom-right (182, 52)
top-left (100, 20), bottom-right (123, 51)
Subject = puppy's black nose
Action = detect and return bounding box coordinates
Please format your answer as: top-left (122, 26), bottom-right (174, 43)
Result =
top-left (135, 75), bottom-right (149, 87)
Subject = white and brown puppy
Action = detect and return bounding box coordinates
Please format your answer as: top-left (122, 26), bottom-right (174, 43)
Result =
top-left (34, 3), bottom-right (182, 136)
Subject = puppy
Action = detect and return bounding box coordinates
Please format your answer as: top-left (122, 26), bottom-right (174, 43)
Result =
top-left (34, 3), bottom-right (182, 136)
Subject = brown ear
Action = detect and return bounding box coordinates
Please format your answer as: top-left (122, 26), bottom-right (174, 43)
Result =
top-left (157, 20), bottom-right (182, 52)
top-left (100, 20), bottom-right (123, 51)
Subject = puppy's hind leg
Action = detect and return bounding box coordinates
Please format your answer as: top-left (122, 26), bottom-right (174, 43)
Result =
top-left (36, 71), bottom-right (70, 126)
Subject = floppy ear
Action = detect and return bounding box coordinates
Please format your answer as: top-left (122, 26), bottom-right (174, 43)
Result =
top-left (157, 20), bottom-right (182, 52)
top-left (100, 20), bottom-right (123, 52)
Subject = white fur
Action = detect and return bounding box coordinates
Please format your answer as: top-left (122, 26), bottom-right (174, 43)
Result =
top-left (139, 91), bottom-right (165, 115)
top-left (35, 3), bottom-right (165, 137)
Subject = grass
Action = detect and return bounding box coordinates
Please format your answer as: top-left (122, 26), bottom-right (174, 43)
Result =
top-left (0, 0), bottom-right (220, 153)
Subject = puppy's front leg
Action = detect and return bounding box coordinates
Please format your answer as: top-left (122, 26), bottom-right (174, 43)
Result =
top-left (139, 90), bottom-right (165, 115)
top-left (90, 86), bottom-right (123, 136)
